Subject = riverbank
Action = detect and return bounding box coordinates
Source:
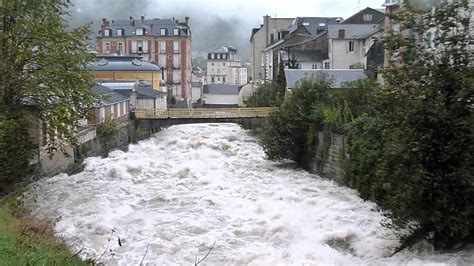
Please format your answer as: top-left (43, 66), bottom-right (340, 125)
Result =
top-left (0, 192), bottom-right (86, 265)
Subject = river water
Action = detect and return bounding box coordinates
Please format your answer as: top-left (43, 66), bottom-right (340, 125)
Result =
top-left (22, 124), bottom-right (473, 265)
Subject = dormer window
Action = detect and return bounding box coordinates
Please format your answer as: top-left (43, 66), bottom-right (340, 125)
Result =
top-left (173, 28), bottom-right (179, 36)
top-left (117, 29), bottom-right (124, 36)
top-left (104, 29), bottom-right (111, 37)
top-left (136, 28), bottom-right (144, 36)
top-left (160, 28), bottom-right (167, 36)
top-left (363, 14), bottom-right (373, 21)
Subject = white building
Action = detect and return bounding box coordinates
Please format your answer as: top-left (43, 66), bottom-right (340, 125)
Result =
top-left (207, 46), bottom-right (248, 85)
top-left (202, 84), bottom-right (240, 106)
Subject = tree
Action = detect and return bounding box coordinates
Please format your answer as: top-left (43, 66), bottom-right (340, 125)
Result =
top-left (245, 82), bottom-right (279, 107)
top-left (376, 0), bottom-right (474, 250)
top-left (0, 0), bottom-right (97, 187)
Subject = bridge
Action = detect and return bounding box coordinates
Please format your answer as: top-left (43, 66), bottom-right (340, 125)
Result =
top-left (133, 107), bottom-right (276, 131)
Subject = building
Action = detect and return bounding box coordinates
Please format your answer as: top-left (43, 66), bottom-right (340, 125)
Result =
top-left (284, 69), bottom-right (367, 89)
top-left (90, 55), bottom-right (165, 91)
top-left (96, 16), bottom-right (192, 100)
top-left (250, 15), bottom-right (294, 81)
top-left (88, 84), bottom-right (130, 125)
top-left (261, 17), bottom-right (342, 81)
top-left (340, 7), bottom-right (385, 26)
top-left (191, 80), bottom-right (203, 104)
top-left (238, 83), bottom-right (256, 106)
top-left (206, 46), bottom-right (247, 85)
top-left (202, 84), bottom-right (240, 107)
top-left (100, 81), bottom-right (167, 110)
top-left (327, 24), bottom-right (383, 69)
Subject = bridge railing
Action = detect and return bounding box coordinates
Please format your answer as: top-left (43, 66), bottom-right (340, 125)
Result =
top-left (134, 107), bottom-right (276, 119)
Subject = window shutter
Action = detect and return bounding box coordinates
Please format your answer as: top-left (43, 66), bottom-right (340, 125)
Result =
top-left (131, 41), bottom-right (137, 53)
top-left (143, 40), bottom-right (148, 53)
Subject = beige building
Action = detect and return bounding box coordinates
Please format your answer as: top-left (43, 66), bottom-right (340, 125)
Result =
top-left (207, 46), bottom-right (247, 85)
top-left (250, 15), bottom-right (294, 82)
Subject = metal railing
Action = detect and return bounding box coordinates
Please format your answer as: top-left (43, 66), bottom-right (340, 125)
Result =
top-left (134, 107), bottom-right (276, 119)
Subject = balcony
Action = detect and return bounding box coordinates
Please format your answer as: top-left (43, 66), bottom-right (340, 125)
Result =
top-left (383, 0), bottom-right (401, 6)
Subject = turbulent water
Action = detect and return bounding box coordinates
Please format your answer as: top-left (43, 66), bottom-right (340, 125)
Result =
top-left (22, 124), bottom-right (473, 265)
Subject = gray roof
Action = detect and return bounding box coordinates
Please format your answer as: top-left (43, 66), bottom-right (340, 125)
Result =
top-left (284, 69), bottom-right (367, 88)
top-left (91, 84), bottom-right (129, 105)
top-left (203, 84), bottom-right (240, 95)
top-left (282, 50), bottom-right (322, 63)
top-left (99, 18), bottom-right (190, 37)
top-left (289, 17), bottom-right (342, 36)
top-left (191, 81), bottom-right (202, 87)
top-left (98, 81), bottom-right (166, 99)
top-left (89, 55), bottom-right (162, 71)
top-left (328, 24), bottom-right (381, 39)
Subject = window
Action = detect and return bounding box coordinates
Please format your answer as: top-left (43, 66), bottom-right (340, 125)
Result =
top-left (116, 29), bottom-right (123, 36)
top-left (363, 14), bottom-right (373, 21)
top-left (173, 41), bottom-right (179, 53)
top-left (211, 53), bottom-right (215, 59)
top-left (173, 28), bottom-right (179, 36)
top-left (223, 77), bottom-right (226, 82)
top-left (217, 77), bottom-right (220, 81)
top-left (137, 41), bottom-right (143, 53)
top-left (173, 54), bottom-right (180, 68)
top-left (338, 29), bottom-right (345, 38)
top-left (312, 64), bottom-right (317, 69)
top-left (348, 41), bottom-right (355, 52)
top-left (159, 42), bottom-right (166, 53)
top-left (117, 42), bottom-right (124, 52)
top-left (211, 63), bottom-right (214, 66)
top-left (223, 63), bottom-right (225, 66)
top-left (211, 77), bottom-right (215, 82)
top-left (136, 28), bottom-right (144, 36)
top-left (324, 62), bottom-right (330, 69)
top-left (392, 22), bottom-right (400, 32)
top-left (160, 28), bottom-right (167, 36)
top-left (104, 42), bottom-right (110, 54)
top-left (173, 86), bottom-right (181, 97)
top-left (104, 29), bottom-right (111, 37)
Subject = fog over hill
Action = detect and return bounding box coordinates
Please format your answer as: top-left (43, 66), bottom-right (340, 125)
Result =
top-left (69, 0), bottom-right (258, 62)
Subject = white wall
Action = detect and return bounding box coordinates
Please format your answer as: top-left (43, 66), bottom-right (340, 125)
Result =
top-left (329, 39), bottom-right (366, 69)
top-left (192, 86), bottom-right (202, 103)
top-left (203, 94), bottom-right (239, 105)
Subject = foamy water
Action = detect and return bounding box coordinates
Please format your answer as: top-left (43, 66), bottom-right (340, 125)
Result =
top-left (22, 124), bottom-right (473, 265)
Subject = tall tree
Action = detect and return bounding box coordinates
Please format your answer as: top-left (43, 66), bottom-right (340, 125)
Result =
top-left (0, 0), bottom-right (97, 187)
top-left (377, 0), bottom-right (474, 250)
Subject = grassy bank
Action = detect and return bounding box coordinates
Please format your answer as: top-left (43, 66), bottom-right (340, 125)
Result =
top-left (0, 193), bottom-right (86, 266)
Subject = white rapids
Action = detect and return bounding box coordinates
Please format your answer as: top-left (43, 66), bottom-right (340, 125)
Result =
top-left (22, 123), bottom-right (473, 265)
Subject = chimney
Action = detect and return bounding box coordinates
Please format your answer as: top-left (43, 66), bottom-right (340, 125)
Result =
top-left (185, 16), bottom-right (189, 26)
top-left (175, 19), bottom-right (179, 24)
top-left (141, 15), bottom-right (145, 23)
top-left (172, 17), bottom-right (175, 22)
top-left (129, 16), bottom-right (134, 25)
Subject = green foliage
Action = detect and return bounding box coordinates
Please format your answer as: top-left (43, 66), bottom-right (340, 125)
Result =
top-left (375, 0), bottom-right (474, 249)
top-left (320, 101), bottom-right (353, 124)
top-left (246, 82), bottom-right (281, 107)
top-left (343, 115), bottom-right (383, 200)
top-left (97, 115), bottom-right (120, 140)
top-left (0, 109), bottom-right (35, 191)
top-left (260, 78), bottom-right (333, 164)
top-left (0, 0), bottom-right (97, 185)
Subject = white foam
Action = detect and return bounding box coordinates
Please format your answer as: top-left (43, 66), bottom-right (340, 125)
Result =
top-left (22, 123), bottom-right (474, 265)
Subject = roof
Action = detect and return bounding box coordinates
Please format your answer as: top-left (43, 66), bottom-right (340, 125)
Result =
top-left (191, 81), bottom-right (203, 87)
top-left (328, 24), bottom-right (382, 39)
top-left (98, 81), bottom-right (167, 99)
top-left (89, 56), bottom-right (162, 71)
top-left (289, 17), bottom-right (342, 36)
top-left (203, 84), bottom-right (240, 95)
top-left (284, 69), bottom-right (367, 88)
top-left (98, 17), bottom-right (190, 37)
top-left (91, 84), bottom-right (129, 105)
top-left (340, 7), bottom-right (385, 25)
top-left (282, 50), bottom-right (322, 63)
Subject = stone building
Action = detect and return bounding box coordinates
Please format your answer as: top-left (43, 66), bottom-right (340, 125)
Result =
top-left (96, 16), bottom-right (192, 101)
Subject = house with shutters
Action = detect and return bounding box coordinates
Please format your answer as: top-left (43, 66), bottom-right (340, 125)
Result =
top-left (96, 16), bottom-right (192, 101)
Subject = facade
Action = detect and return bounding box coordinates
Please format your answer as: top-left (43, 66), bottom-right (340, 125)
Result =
top-left (97, 16), bottom-right (192, 100)
top-left (88, 84), bottom-right (130, 125)
top-left (91, 55), bottom-right (165, 91)
top-left (206, 46), bottom-right (247, 85)
top-left (250, 16), bottom-right (294, 81)
top-left (284, 69), bottom-right (367, 89)
top-left (202, 84), bottom-right (240, 107)
top-left (327, 24), bottom-right (383, 69)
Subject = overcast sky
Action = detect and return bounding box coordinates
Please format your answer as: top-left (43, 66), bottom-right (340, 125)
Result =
top-left (70, 0), bottom-right (386, 60)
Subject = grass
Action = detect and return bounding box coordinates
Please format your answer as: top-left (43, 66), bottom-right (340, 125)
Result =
top-left (0, 193), bottom-right (87, 266)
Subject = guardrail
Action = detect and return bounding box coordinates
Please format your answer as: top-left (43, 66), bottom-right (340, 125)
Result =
top-left (134, 107), bottom-right (276, 119)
